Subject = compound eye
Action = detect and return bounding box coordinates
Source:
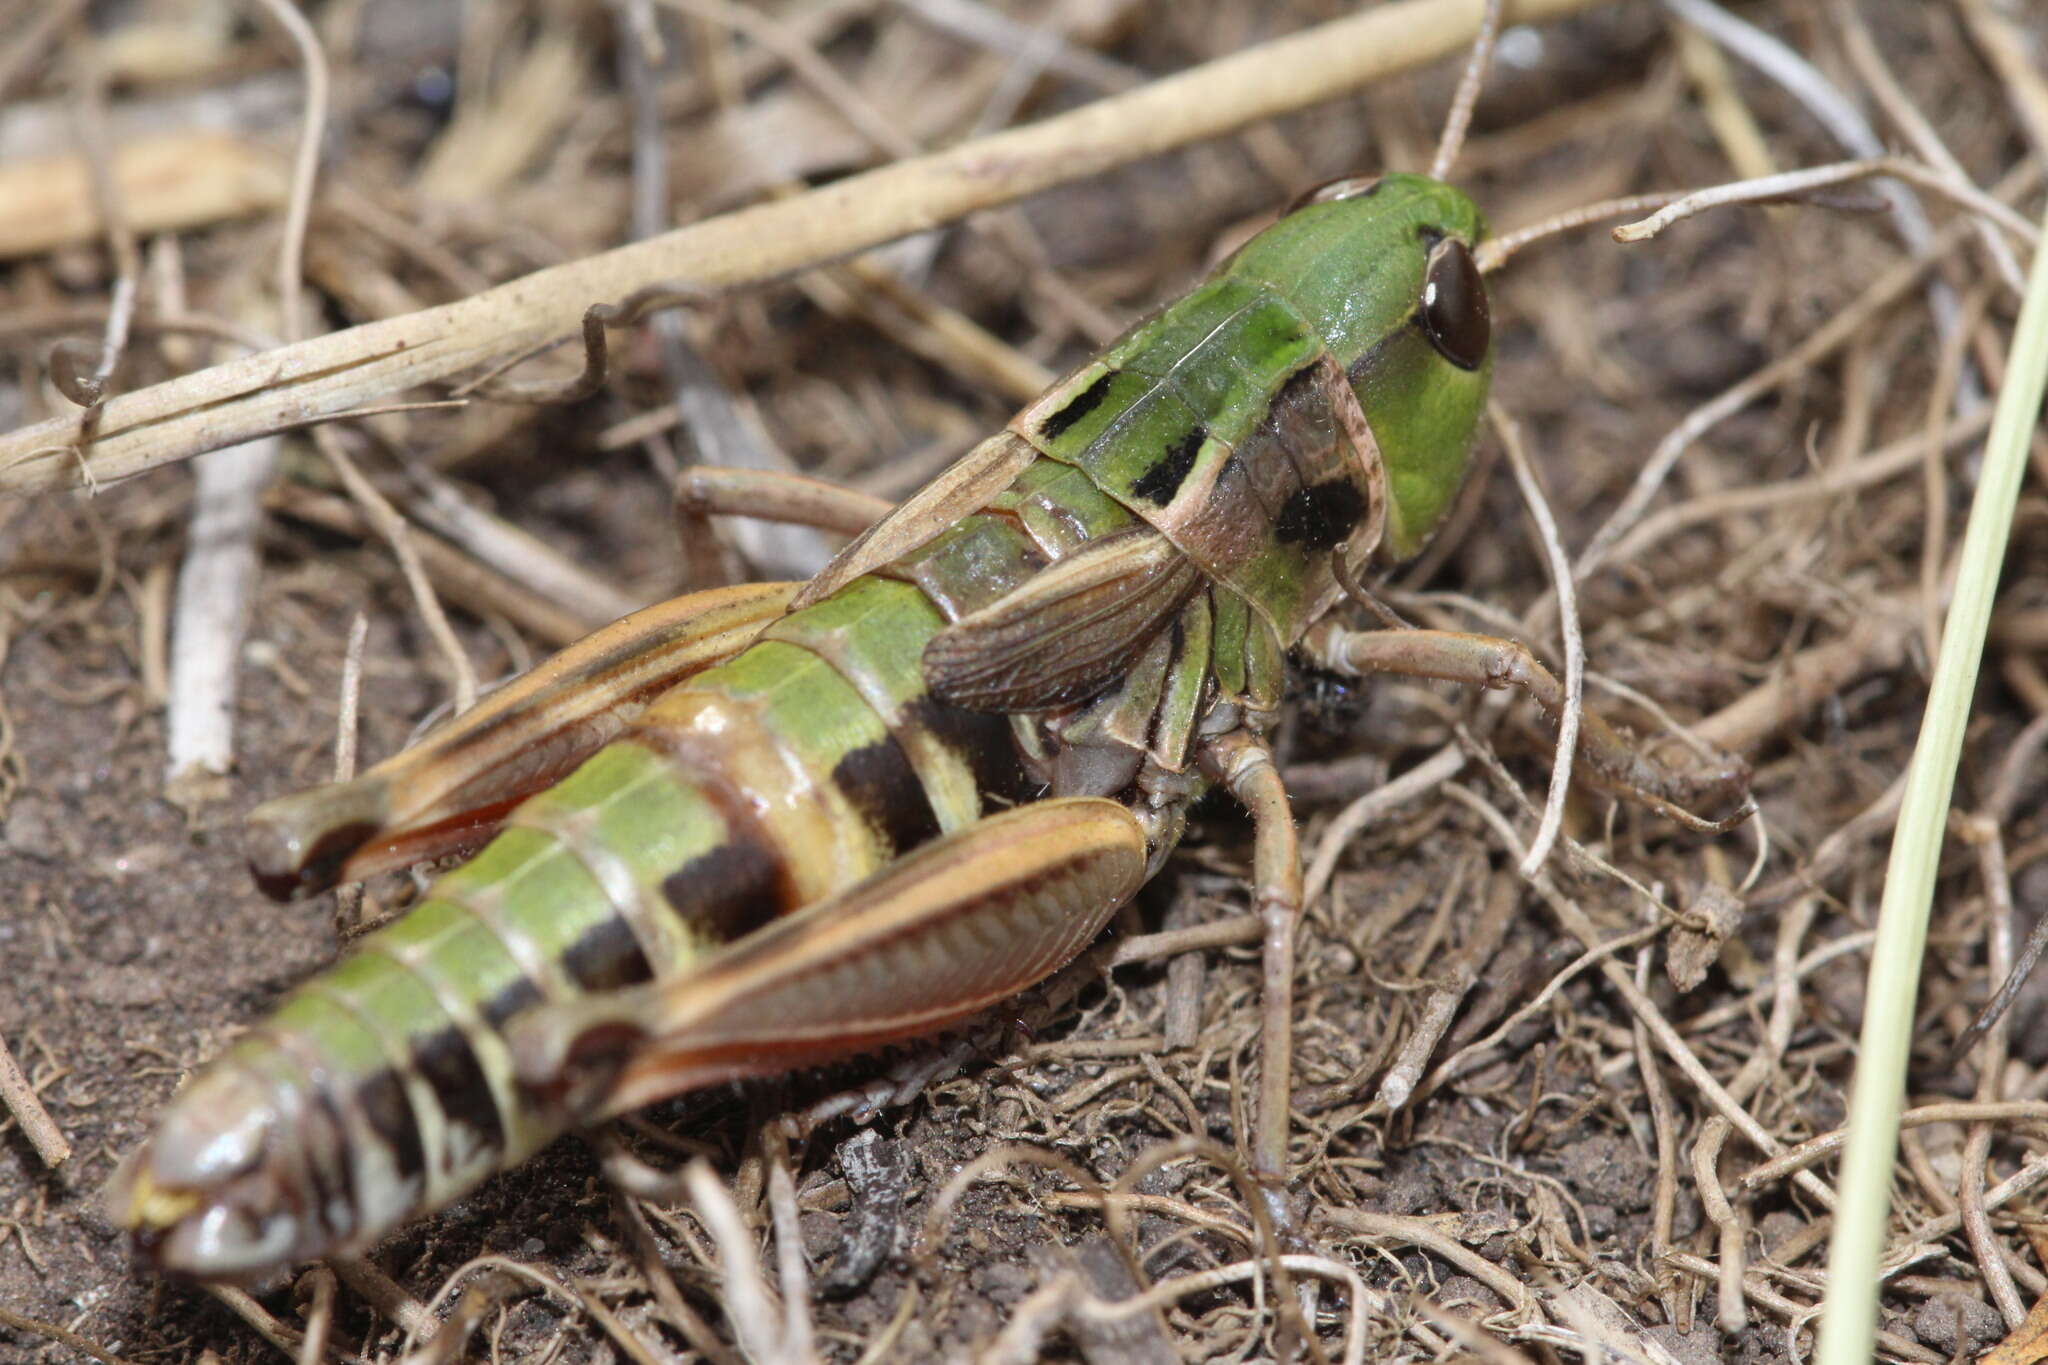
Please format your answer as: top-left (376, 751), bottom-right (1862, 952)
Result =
top-left (1284, 175), bottom-right (1382, 215)
top-left (1418, 237), bottom-right (1489, 371)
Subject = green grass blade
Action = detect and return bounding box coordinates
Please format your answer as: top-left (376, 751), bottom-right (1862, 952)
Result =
top-left (1816, 219), bottom-right (2048, 1362)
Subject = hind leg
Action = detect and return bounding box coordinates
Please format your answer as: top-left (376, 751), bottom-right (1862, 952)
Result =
top-left (505, 798), bottom-right (1150, 1119)
top-left (246, 582), bottom-right (798, 899)
top-left (248, 473), bottom-right (900, 900)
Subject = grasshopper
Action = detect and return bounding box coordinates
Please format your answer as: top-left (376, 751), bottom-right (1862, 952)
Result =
top-left (109, 13), bottom-right (1749, 1282)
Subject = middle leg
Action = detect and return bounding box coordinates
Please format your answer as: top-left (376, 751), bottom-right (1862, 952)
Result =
top-left (672, 466), bottom-right (894, 586)
top-left (1199, 729), bottom-right (1304, 1225)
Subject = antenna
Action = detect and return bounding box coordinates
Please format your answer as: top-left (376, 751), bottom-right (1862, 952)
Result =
top-left (1469, 156), bottom-right (2022, 274)
top-left (1429, 0), bottom-right (1505, 182)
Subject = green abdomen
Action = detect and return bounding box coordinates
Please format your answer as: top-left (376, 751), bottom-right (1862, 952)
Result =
top-left (243, 505), bottom-right (1067, 1251)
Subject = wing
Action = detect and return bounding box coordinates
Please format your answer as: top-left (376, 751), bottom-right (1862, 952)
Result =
top-left (920, 525), bottom-right (1203, 713)
top-left (790, 431), bottom-right (1039, 609)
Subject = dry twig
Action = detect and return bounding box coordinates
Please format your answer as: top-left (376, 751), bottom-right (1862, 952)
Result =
top-left (0, 1032), bottom-right (67, 1168)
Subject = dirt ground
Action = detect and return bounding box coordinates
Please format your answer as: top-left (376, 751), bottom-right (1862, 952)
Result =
top-left (2, 1), bottom-right (2045, 1361)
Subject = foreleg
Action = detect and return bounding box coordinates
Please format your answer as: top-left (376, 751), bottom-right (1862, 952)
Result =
top-left (1299, 619), bottom-right (1750, 831)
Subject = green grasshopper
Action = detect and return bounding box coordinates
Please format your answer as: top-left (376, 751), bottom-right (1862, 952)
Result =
top-left (110, 23), bottom-right (1748, 1281)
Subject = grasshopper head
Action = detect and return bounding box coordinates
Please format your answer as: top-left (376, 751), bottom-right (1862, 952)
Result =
top-left (1230, 172), bottom-right (1493, 562)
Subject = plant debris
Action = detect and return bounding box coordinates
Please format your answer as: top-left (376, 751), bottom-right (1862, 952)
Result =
top-left (2, 1), bottom-right (2044, 1361)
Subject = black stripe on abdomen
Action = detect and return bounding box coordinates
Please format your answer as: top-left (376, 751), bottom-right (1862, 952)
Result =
top-left (409, 1024), bottom-right (506, 1154)
top-left (560, 913), bottom-right (656, 992)
top-left (1131, 425), bottom-right (1206, 505)
top-left (660, 837), bottom-right (784, 942)
top-left (831, 735), bottom-right (942, 855)
top-left (479, 974), bottom-right (546, 1032)
top-left (626, 727), bottom-right (805, 944)
top-left (902, 693), bottom-right (1042, 808)
top-left (353, 1063), bottom-right (428, 1188)
top-left (1039, 371), bottom-right (1117, 440)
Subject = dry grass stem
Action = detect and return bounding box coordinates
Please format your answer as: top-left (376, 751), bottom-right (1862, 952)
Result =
top-left (897, 0), bottom-right (1142, 93)
top-left (1321, 1208), bottom-right (1534, 1318)
top-left (1302, 743), bottom-right (1467, 910)
top-left (316, 433), bottom-right (478, 713)
top-left (1448, 784), bottom-right (1838, 1207)
top-left (160, 0), bottom-right (326, 789)
top-left (206, 1284), bottom-right (309, 1362)
top-left (1662, 1252), bottom-right (1946, 1365)
top-left (266, 483), bottom-right (598, 645)
top-left (1629, 950), bottom-right (1683, 1323)
top-left (0, 0), bottom-right (92, 106)
top-left (293, 1266), bottom-right (336, 1365)
top-left (1953, 0), bottom-right (2048, 164)
top-left (1490, 405), bottom-right (1579, 877)
top-left (64, 54), bottom-right (140, 419)
top-left (1690, 1117), bottom-right (1747, 1332)
top-left (0, 0), bottom-right (1604, 497)
top-left (616, 5), bottom-right (835, 581)
top-left (1961, 810), bottom-right (2025, 1328)
top-left (1668, 16), bottom-right (1777, 180)
top-left (1380, 871), bottom-right (1519, 1111)
top-left (1591, 410), bottom-right (1991, 588)
top-left (682, 1159), bottom-right (814, 1365)
top-left (1608, 156), bottom-right (2039, 252)
top-left (399, 467), bottom-right (642, 625)
top-left (1741, 1108), bottom-right (2048, 1193)
top-left (1834, 0), bottom-right (2026, 293)
top-left (1575, 215), bottom-right (1974, 580)
top-left (164, 435), bottom-right (280, 783)
top-left (1427, 0), bottom-right (1503, 182)
top-left (1654, 0), bottom-right (1941, 259)
top-left (328, 1255), bottom-right (436, 1343)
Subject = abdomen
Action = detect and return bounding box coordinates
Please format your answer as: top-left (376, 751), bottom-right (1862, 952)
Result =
top-left (113, 487), bottom-right (1075, 1276)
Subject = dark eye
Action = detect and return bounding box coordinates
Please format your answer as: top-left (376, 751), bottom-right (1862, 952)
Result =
top-left (1284, 175), bottom-right (1382, 215)
top-left (1418, 237), bottom-right (1489, 371)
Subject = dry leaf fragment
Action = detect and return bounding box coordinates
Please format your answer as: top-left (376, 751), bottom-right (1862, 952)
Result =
top-left (1667, 882), bottom-right (1746, 992)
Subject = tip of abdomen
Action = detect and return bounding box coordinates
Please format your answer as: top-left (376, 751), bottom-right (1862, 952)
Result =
top-left (106, 1058), bottom-right (323, 1281)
